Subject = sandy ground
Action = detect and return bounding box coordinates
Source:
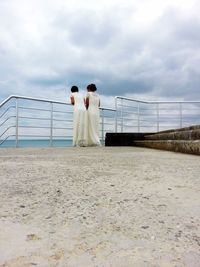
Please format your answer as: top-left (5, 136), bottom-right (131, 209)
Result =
top-left (0, 146), bottom-right (200, 267)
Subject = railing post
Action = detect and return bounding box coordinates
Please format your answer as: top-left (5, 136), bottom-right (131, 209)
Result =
top-left (115, 97), bottom-right (118, 132)
top-left (50, 102), bottom-right (53, 147)
top-left (101, 109), bottom-right (104, 143)
top-left (15, 98), bottom-right (19, 148)
top-left (121, 98), bottom-right (123, 132)
top-left (179, 103), bottom-right (182, 128)
top-left (137, 102), bottom-right (140, 133)
top-left (156, 103), bottom-right (159, 132)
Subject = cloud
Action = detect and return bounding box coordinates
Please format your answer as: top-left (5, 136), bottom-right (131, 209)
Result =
top-left (0, 0), bottom-right (200, 107)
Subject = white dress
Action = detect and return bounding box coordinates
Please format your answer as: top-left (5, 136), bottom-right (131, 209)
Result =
top-left (71, 92), bottom-right (87, 146)
top-left (86, 92), bottom-right (101, 146)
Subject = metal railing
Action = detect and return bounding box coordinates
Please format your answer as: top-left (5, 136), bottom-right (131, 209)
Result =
top-left (115, 96), bottom-right (200, 133)
top-left (0, 95), bottom-right (116, 147)
top-left (1, 95), bottom-right (200, 147)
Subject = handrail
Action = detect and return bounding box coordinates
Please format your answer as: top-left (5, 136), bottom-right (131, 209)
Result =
top-left (115, 96), bottom-right (200, 104)
top-left (0, 96), bottom-right (15, 108)
top-left (1, 94), bottom-right (200, 109)
top-left (2, 94), bottom-right (199, 147)
top-left (0, 95), bottom-right (116, 112)
top-left (0, 95), bottom-right (71, 107)
top-left (115, 96), bottom-right (200, 133)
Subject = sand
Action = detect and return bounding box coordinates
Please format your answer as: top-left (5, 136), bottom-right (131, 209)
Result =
top-left (0, 146), bottom-right (200, 267)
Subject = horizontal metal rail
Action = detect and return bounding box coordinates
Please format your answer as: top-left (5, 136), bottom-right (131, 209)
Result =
top-left (16, 134), bottom-right (73, 138)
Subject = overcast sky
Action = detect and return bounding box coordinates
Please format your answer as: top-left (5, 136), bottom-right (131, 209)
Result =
top-left (0, 0), bottom-right (200, 107)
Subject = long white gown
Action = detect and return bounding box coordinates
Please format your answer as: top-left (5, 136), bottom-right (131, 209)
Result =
top-left (86, 92), bottom-right (101, 146)
top-left (71, 92), bottom-right (87, 147)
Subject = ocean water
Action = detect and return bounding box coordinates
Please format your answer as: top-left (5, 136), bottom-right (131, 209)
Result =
top-left (0, 139), bottom-right (104, 148)
top-left (0, 139), bottom-right (73, 148)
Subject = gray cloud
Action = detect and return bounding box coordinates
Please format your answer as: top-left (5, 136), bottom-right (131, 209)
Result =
top-left (0, 0), bottom-right (200, 106)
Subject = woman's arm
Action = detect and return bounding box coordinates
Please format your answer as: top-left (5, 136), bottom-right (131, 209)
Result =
top-left (70, 95), bottom-right (75, 105)
top-left (85, 97), bottom-right (89, 109)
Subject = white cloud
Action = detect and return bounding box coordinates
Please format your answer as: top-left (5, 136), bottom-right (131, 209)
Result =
top-left (0, 0), bottom-right (200, 106)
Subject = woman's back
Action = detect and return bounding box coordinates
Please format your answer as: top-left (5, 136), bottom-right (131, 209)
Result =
top-left (86, 91), bottom-right (100, 146)
top-left (71, 92), bottom-right (87, 146)
top-left (87, 92), bottom-right (100, 112)
top-left (72, 92), bottom-right (85, 110)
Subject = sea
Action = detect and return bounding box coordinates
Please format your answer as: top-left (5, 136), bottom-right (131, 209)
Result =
top-left (0, 139), bottom-right (73, 148)
top-left (0, 139), bottom-right (104, 148)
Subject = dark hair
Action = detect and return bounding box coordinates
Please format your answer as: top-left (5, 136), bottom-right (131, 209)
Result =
top-left (71, 85), bottom-right (79, 93)
top-left (87, 84), bottom-right (90, 91)
top-left (89, 83), bottom-right (97, 92)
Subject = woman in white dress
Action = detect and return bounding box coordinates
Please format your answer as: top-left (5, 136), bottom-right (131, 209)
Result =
top-left (70, 86), bottom-right (87, 146)
top-left (85, 84), bottom-right (101, 146)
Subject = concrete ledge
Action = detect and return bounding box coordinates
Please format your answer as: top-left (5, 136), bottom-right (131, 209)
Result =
top-left (105, 133), bottom-right (153, 146)
top-left (157, 124), bottom-right (200, 134)
top-left (145, 129), bottom-right (200, 141)
top-left (134, 140), bottom-right (200, 155)
top-left (105, 126), bottom-right (200, 155)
